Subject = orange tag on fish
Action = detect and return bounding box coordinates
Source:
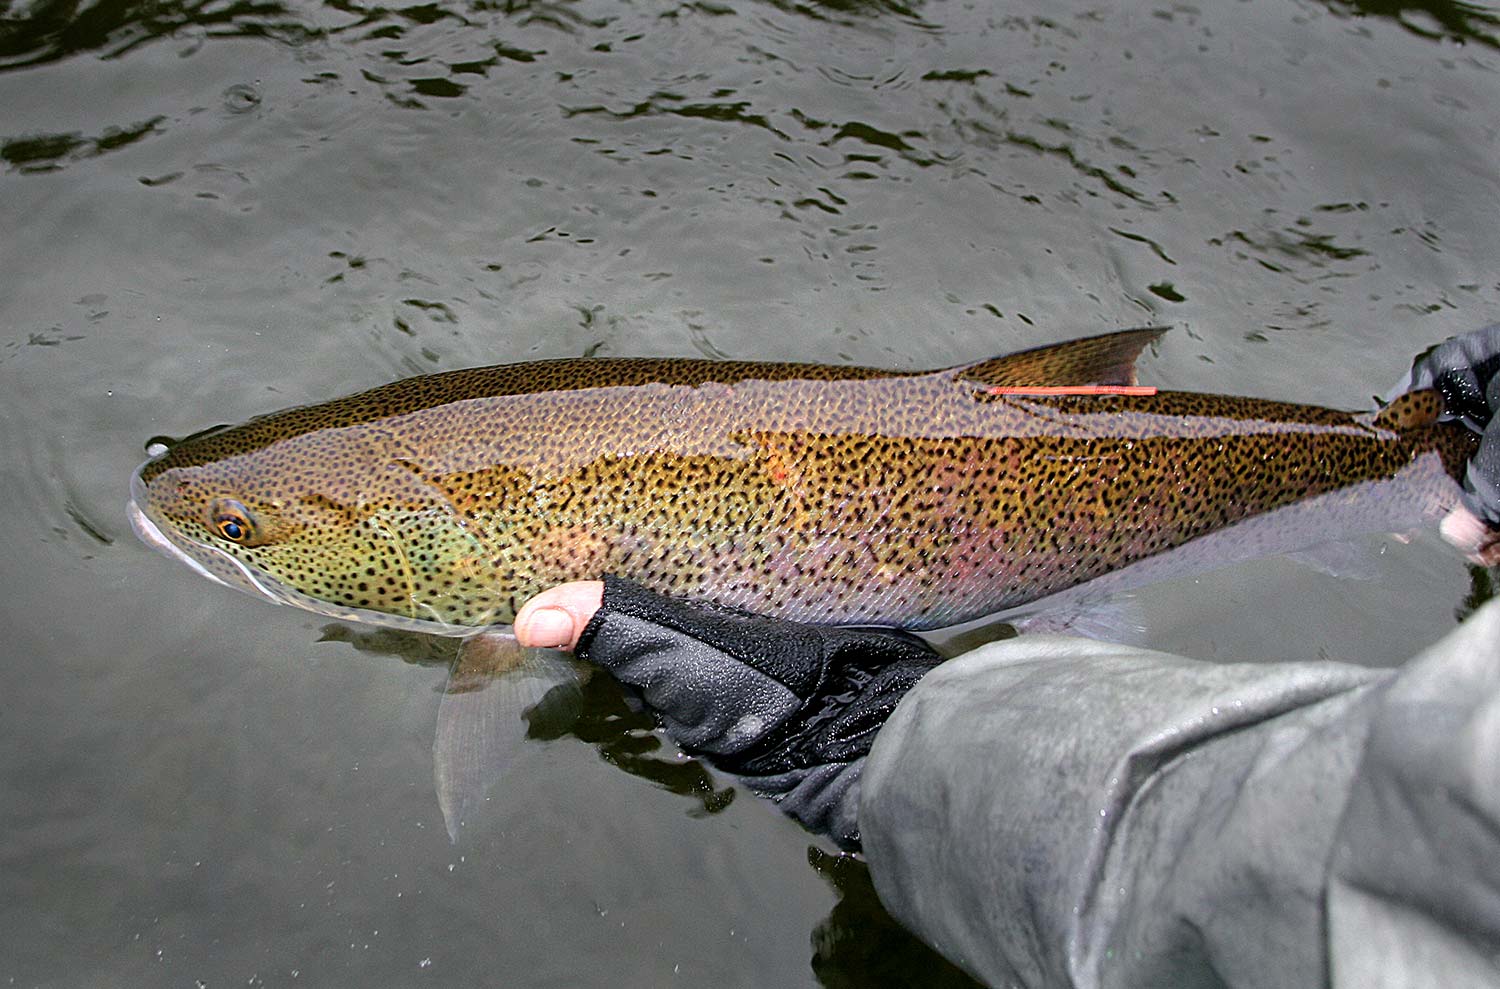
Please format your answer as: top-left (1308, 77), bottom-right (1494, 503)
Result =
top-left (985, 385), bottom-right (1158, 396)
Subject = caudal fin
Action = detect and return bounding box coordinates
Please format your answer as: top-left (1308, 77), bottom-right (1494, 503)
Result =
top-left (1371, 389), bottom-right (1447, 432)
top-left (1368, 385), bottom-right (1482, 488)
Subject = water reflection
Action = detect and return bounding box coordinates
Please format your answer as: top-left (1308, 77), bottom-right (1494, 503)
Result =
top-left (1458, 563), bottom-right (1497, 621)
top-left (758, 0), bottom-right (935, 30)
top-left (806, 847), bottom-right (980, 989)
top-left (1321, 0), bottom-right (1499, 49)
top-left (316, 619), bottom-right (986, 984)
top-left (0, 0), bottom-right (322, 70)
top-left (319, 622), bottom-right (736, 814)
top-left (0, 116), bottom-right (162, 173)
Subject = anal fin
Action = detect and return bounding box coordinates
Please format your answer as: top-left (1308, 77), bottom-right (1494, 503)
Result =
top-left (433, 634), bottom-right (585, 842)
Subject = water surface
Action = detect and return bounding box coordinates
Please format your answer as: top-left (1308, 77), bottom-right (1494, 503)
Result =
top-left (2, 0), bottom-right (1498, 984)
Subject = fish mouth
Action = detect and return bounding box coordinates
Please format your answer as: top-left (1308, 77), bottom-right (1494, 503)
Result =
top-left (128, 495), bottom-right (276, 599)
top-left (129, 460), bottom-right (237, 592)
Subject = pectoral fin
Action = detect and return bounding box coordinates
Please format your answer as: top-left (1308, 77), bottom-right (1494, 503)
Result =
top-left (1284, 541), bottom-right (1383, 581)
top-left (433, 634), bottom-right (585, 841)
top-left (1008, 595), bottom-right (1149, 643)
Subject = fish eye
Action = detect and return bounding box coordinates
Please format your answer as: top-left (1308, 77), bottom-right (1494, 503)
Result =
top-left (209, 499), bottom-right (257, 545)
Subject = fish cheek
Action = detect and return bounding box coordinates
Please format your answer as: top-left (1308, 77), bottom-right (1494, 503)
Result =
top-left (282, 517), bottom-right (424, 618)
top-left (234, 537), bottom-right (369, 613)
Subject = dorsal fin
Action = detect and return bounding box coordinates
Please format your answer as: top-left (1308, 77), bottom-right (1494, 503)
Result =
top-left (956, 326), bottom-right (1168, 388)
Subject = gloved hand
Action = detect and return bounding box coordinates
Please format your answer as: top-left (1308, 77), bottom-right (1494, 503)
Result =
top-left (1411, 324), bottom-right (1500, 562)
top-left (514, 575), bottom-right (943, 850)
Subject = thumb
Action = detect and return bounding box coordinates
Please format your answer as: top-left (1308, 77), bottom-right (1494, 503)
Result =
top-left (513, 581), bottom-right (606, 651)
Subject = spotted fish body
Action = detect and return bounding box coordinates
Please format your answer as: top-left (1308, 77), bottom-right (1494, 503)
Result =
top-left (130, 328), bottom-right (1478, 635)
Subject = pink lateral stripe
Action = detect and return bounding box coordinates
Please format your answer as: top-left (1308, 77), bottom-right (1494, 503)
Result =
top-left (986, 385), bottom-right (1159, 396)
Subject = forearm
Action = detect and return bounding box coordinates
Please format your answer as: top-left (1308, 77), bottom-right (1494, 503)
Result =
top-left (862, 601), bottom-right (1500, 989)
top-left (860, 636), bottom-right (1386, 989)
top-left (519, 577), bottom-right (1500, 988)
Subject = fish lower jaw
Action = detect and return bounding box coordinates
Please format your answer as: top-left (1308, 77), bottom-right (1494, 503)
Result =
top-left (128, 499), bottom-right (237, 592)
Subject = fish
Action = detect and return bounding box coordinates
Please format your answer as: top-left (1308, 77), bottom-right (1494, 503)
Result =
top-left (128, 326), bottom-right (1484, 834)
top-left (130, 326), bottom-right (1479, 631)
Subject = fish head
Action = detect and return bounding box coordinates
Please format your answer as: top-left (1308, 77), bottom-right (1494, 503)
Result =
top-left (130, 412), bottom-right (510, 636)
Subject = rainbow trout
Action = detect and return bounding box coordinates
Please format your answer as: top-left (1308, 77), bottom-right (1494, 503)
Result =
top-left (131, 327), bottom-right (1477, 637)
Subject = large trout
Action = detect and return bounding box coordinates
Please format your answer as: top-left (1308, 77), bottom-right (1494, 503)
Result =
top-left (130, 327), bottom-right (1478, 635)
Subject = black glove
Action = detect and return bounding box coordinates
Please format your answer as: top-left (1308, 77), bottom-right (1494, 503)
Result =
top-left (1413, 323), bottom-right (1500, 526)
top-left (573, 575), bottom-right (944, 850)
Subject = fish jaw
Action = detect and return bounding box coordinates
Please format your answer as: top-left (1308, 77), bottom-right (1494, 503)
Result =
top-left (129, 496), bottom-right (239, 593)
top-left (127, 493), bottom-right (318, 618)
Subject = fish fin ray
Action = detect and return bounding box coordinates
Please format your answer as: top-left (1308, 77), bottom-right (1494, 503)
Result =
top-left (434, 635), bottom-right (585, 841)
top-left (1284, 541), bottom-right (1383, 581)
top-left (1008, 595), bottom-right (1148, 643)
top-left (955, 326), bottom-right (1168, 388)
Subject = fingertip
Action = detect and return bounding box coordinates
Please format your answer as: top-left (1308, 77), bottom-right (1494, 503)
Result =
top-left (514, 581), bottom-right (606, 651)
top-left (515, 606), bottom-right (576, 650)
top-left (1440, 505), bottom-right (1500, 567)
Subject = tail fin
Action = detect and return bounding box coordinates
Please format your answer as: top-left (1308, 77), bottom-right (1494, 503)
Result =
top-left (1373, 324), bottom-right (1500, 434)
top-left (1371, 389), bottom-right (1446, 432)
top-left (1369, 388), bottom-right (1482, 485)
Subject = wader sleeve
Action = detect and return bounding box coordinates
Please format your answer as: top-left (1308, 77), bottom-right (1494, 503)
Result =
top-left (860, 599), bottom-right (1500, 989)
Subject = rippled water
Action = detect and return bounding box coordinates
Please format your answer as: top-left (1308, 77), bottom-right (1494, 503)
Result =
top-left (2, 0), bottom-right (1498, 984)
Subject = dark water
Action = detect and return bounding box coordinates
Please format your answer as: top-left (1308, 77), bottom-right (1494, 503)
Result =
top-left (2, 0), bottom-right (1498, 983)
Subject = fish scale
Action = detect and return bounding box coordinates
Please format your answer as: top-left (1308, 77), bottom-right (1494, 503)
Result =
top-left (131, 328), bottom-right (1479, 634)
